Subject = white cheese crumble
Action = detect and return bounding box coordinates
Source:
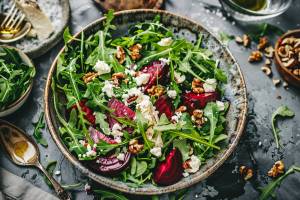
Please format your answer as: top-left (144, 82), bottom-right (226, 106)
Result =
top-left (158, 37), bottom-right (173, 46)
top-left (203, 78), bottom-right (217, 93)
top-left (216, 101), bottom-right (225, 111)
top-left (125, 69), bottom-right (136, 76)
top-left (167, 90), bottom-right (177, 99)
top-left (159, 57), bottom-right (170, 65)
top-left (174, 71), bottom-right (186, 84)
top-left (171, 112), bottom-right (182, 123)
top-left (122, 87), bottom-right (143, 104)
top-left (111, 123), bottom-right (123, 137)
top-left (136, 95), bottom-right (159, 125)
top-left (117, 153), bottom-right (125, 161)
top-left (185, 155), bottom-right (201, 173)
top-left (135, 73), bottom-right (150, 86)
top-left (102, 81), bottom-right (114, 97)
top-left (150, 147), bottom-right (162, 157)
top-left (94, 60), bottom-right (111, 75)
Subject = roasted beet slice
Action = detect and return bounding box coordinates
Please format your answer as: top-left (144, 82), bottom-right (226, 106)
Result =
top-left (86, 152), bottom-right (131, 175)
top-left (89, 127), bottom-right (117, 144)
top-left (154, 148), bottom-right (183, 186)
top-left (154, 95), bottom-right (174, 119)
top-left (71, 100), bottom-right (96, 125)
top-left (183, 92), bottom-right (219, 112)
top-left (140, 60), bottom-right (169, 91)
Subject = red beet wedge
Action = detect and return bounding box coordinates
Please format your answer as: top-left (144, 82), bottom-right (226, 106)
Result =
top-left (140, 60), bottom-right (169, 91)
top-left (86, 153), bottom-right (131, 175)
top-left (183, 92), bottom-right (219, 112)
top-left (154, 95), bottom-right (174, 120)
top-left (107, 98), bottom-right (135, 129)
top-left (154, 148), bottom-right (183, 186)
top-left (89, 127), bottom-right (117, 144)
top-left (71, 99), bottom-right (96, 125)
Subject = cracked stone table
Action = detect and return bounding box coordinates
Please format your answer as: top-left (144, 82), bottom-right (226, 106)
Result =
top-left (1, 0), bottom-right (300, 199)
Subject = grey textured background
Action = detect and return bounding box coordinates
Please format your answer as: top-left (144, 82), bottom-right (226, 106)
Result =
top-left (1, 0), bottom-right (300, 199)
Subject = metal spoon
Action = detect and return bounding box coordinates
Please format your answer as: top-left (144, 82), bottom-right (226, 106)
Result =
top-left (0, 120), bottom-right (72, 200)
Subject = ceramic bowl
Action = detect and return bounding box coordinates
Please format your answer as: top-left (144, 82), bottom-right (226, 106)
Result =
top-left (44, 9), bottom-right (248, 195)
top-left (0, 45), bottom-right (35, 117)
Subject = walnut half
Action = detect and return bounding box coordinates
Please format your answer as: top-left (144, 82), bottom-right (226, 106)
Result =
top-left (128, 139), bottom-right (144, 154)
top-left (268, 160), bottom-right (285, 178)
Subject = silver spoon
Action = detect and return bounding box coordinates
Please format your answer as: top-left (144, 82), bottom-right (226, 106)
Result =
top-left (0, 120), bottom-right (72, 200)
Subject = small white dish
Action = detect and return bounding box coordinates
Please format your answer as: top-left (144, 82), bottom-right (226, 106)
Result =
top-left (0, 45), bottom-right (35, 117)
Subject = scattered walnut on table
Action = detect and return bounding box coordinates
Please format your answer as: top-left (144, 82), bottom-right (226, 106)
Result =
top-left (248, 51), bottom-right (263, 62)
top-left (239, 166), bottom-right (253, 181)
top-left (243, 34), bottom-right (251, 47)
top-left (264, 46), bottom-right (275, 58)
top-left (268, 160), bottom-right (285, 178)
top-left (272, 78), bottom-right (281, 87)
top-left (261, 66), bottom-right (272, 77)
top-left (257, 36), bottom-right (269, 50)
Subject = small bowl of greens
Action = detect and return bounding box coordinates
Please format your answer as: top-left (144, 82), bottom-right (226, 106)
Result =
top-left (0, 46), bottom-right (35, 117)
top-left (45, 10), bottom-right (247, 195)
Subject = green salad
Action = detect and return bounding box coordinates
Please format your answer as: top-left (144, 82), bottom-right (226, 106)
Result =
top-left (0, 46), bottom-right (35, 111)
top-left (53, 11), bottom-right (230, 186)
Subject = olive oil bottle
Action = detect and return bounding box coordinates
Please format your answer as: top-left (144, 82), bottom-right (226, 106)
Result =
top-left (232, 0), bottom-right (267, 11)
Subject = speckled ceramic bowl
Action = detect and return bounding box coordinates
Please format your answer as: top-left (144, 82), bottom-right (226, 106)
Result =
top-left (44, 9), bottom-right (248, 195)
top-left (0, 45), bottom-right (35, 117)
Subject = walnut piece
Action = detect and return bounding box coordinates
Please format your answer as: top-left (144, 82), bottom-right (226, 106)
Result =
top-left (264, 46), bottom-right (275, 58)
top-left (191, 109), bottom-right (206, 127)
top-left (111, 72), bottom-right (126, 86)
top-left (293, 69), bottom-right (300, 76)
top-left (147, 85), bottom-right (165, 97)
top-left (82, 72), bottom-right (99, 84)
top-left (248, 51), bottom-right (263, 62)
top-left (257, 36), bottom-right (269, 50)
top-left (128, 139), bottom-right (144, 154)
top-left (268, 161), bottom-right (285, 178)
top-left (129, 44), bottom-right (142, 60)
top-left (261, 66), bottom-right (272, 77)
top-left (176, 106), bottom-right (187, 113)
top-left (115, 46), bottom-right (126, 64)
top-left (272, 78), bottom-right (281, 87)
top-left (239, 166), bottom-right (253, 181)
top-left (192, 78), bottom-right (204, 94)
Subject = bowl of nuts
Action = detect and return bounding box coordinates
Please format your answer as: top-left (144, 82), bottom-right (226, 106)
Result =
top-left (275, 29), bottom-right (300, 88)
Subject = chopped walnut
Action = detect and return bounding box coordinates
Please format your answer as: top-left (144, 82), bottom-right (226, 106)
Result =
top-left (147, 85), bottom-right (165, 97)
top-left (235, 36), bottom-right (243, 44)
top-left (111, 72), bottom-right (126, 86)
top-left (127, 95), bottom-right (138, 104)
top-left (192, 78), bottom-right (204, 94)
top-left (239, 166), bottom-right (253, 181)
top-left (272, 78), bottom-right (281, 87)
top-left (115, 46), bottom-right (126, 64)
top-left (176, 106), bottom-right (187, 113)
top-left (261, 66), bottom-right (272, 77)
top-left (191, 109), bottom-right (206, 127)
top-left (268, 161), bottom-right (285, 178)
top-left (248, 51), bottom-right (263, 62)
top-left (82, 72), bottom-right (99, 84)
top-left (128, 139), bottom-right (144, 154)
top-left (243, 34), bottom-right (251, 47)
top-left (129, 44), bottom-right (142, 60)
top-left (264, 46), bottom-right (275, 58)
top-left (257, 36), bottom-right (269, 50)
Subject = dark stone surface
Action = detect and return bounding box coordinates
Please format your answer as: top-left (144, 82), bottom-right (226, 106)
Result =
top-left (1, 0), bottom-right (300, 199)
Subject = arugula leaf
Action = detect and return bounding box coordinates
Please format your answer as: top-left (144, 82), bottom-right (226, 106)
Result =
top-left (173, 139), bottom-right (190, 161)
top-left (135, 161), bottom-right (148, 177)
top-left (93, 189), bottom-right (129, 200)
top-left (95, 112), bottom-right (110, 135)
top-left (43, 161), bottom-right (57, 188)
top-left (271, 106), bottom-right (295, 148)
top-left (32, 112), bottom-right (48, 147)
top-left (260, 165), bottom-right (300, 200)
top-left (136, 110), bottom-right (153, 149)
top-left (204, 102), bottom-right (220, 144)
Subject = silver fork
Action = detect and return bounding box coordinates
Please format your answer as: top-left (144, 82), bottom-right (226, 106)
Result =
top-left (1, 2), bottom-right (25, 31)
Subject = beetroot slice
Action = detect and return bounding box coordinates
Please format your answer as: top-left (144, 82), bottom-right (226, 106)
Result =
top-left (154, 95), bottom-right (174, 120)
top-left (154, 148), bottom-right (183, 186)
top-left (107, 98), bottom-right (135, 128)
top-left (140, 60), bottom-right (169, 91)
top-left (85, 152), bottom-right (131, 175)
top-left (182, 92), bottom-right (219, 112)
top-left (71, 100), bottom-right (96, 125)
top-left (89, 127), bottom-right (117, 144)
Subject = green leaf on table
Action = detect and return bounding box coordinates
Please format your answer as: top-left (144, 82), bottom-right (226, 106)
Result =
top-left (43, 161), bottom-right (57, 188)
top-left (32, 112), bottom-right (48, 147)
top-left (63, 27), bottom-right (72, 44)
top-left (218, 31), bottom-right (234, 46)
top-left (271, 105), bottom-right (295, 148)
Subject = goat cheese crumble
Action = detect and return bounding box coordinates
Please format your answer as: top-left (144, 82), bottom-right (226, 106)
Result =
top-left (203, 78), bottom-right (217, 92)
top-left (185, 155), bottom-right (201, 173)
top-left (135, 73), bottom-right (150, 86)
top-left (167, 90), bottom-right (177, 99)
top-left (94, 60), bottom-right (111, 75)
top-left (216, 101), bottom-right (225, 111)
top-left (158, 37), bottom-right (173, 46)
top-left (102, 80), bottom-right (114, 97)
top-left (150, 147), bottom-right (162, 157)
top-left (174, 71), bottom-right (186, 84)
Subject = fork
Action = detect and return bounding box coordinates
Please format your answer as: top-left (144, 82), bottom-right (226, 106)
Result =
top-left (1, 2), bottom-right (25, 31)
